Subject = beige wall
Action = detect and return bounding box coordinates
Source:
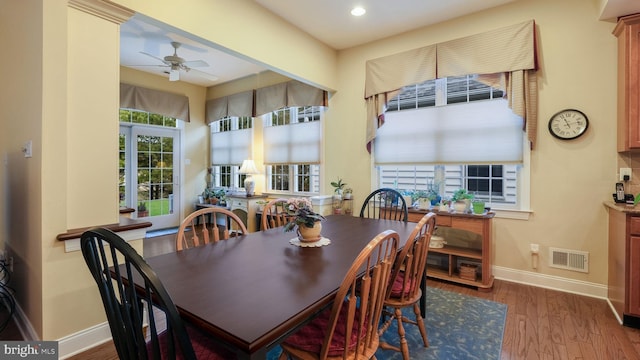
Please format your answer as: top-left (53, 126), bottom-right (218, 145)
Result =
top-left (0, 0), bottom-right (47, 338)
top-left (332, 0), bottom-right (617, 283)
top-left (0, 0), bottom-right (624, 349)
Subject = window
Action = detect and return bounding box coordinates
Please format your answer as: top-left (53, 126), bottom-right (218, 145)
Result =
top-left (376, 76), bottom-right (524, 210)
top-left (263, 107), bottom-right (322, 194)
top-left (210, 116), bottom-right (253, 189)
top-left (120, 109), bottom-right (177, 127)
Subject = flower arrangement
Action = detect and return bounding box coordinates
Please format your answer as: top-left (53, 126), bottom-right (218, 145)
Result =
top-left (283, 198), bottom-right (325, 232)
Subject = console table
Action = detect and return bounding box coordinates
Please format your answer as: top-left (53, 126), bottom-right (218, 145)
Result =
top-left (408, 209), bottom-right (494, 291)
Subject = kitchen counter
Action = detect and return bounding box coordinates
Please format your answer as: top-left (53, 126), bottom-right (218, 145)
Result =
top-left (604, 201), bottom-right (640, 214)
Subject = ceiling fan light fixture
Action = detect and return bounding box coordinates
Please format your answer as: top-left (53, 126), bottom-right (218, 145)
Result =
top-left (351, 6), bottom-right (366, 16)
top-left (169, 69), bottom-right (180, 82)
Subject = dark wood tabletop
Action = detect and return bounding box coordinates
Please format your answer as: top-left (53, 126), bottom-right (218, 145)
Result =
top-left (142, 215), bottom-right (416, 359)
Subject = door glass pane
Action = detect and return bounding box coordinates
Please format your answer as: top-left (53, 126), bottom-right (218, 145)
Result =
top-left (137, 134), bottom-right (174, 217)
top-left (119, 133), bottom-right (126, 207)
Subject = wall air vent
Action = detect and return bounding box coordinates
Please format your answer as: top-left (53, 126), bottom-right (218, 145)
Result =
top-left (548, 247), bottom-right (589, 273)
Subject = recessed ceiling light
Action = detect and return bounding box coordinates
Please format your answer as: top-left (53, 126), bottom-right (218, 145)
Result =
top-left (351, 7), bottom-right (366, 16)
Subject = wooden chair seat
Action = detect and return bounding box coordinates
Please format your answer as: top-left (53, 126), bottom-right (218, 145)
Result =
top-left (278, 230), bottom-right (399, 360)
top-left (378, 213), bottom-right (436, 360)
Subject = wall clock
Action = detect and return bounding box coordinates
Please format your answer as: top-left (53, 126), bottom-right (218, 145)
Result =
top-left (548, 109), bottom-right (589, 140)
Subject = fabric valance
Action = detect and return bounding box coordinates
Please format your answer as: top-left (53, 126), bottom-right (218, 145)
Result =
top-left (206, 80), bottom-right (327, 123)
top-left (364, 20), bottom-right (538, 150)
top-left (256, 80), bottom-right (326, 116)
top-left (364, 45), bottom-right (437, 99)
top-left (205, 90), bottom-right (254, 124)
top-left (437, 20), bottom-right (537, 78)
top-left (120, 83), bottom-right (190, 122)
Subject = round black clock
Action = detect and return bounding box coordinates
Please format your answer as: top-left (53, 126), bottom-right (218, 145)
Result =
top-left (548, 109), bottom-right (589, 140)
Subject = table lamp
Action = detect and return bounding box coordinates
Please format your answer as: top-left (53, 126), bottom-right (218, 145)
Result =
top-left (239, 159), bottom-right (259, 197)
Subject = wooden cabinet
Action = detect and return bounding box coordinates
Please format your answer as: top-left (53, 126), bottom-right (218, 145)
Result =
top-left (227, 194), bottom-right (267, 233)
top-left (608, 206), bottom-right (640, 328)
top-left (408, 209), bottom-right (494, 291)
top-left (614, 14), bottom-right (640, 151)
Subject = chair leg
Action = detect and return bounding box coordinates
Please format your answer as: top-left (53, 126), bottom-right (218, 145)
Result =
top-left (394, 307), bottom-right (410, 360)
top-left (413, 303), bottom-right (429, 347)
top-left (278, 350), bottom-right (288, 360)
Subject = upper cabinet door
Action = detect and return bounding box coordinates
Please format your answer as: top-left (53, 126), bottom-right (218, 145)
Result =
top-left (614, 14), bottom-right (640, 151)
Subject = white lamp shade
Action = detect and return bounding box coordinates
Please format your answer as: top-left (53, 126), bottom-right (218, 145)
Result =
top-left (239, 159), bottom-right (259, 174)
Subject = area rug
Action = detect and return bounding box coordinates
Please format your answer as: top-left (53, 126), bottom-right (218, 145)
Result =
top-left (267, 286), bottom-right (507, 360)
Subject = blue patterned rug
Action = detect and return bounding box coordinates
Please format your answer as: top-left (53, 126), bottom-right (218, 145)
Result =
top-left (268, 286), bottom-right (507, 359)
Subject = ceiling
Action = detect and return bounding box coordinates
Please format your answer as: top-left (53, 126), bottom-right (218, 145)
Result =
top-left (120, 0), bottom-right (640, 87)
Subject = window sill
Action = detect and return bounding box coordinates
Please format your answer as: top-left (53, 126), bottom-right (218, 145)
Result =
top-left (491, 208), bottom-right (532, 220)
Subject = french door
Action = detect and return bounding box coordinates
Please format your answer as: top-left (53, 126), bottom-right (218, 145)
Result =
top-left (120, 125), bottom-right (180, 230)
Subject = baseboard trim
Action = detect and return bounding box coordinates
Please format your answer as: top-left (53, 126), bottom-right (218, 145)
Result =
top-left (12, 298), bottom-right (113, 360)
top-left (57, 322), bottom-right (112, 359)
top-left (12, 299), bottom-right (38, 341)
top-left (493, 265), bottom-right (608, 299)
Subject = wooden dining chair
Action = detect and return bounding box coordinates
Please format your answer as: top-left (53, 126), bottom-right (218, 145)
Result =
top-left (261, 198), bottom-right (293, 230)
top-left (176, 207), bottom-right (248, 250)
top-left (359, 188), bottom-right (409, 222)
top-left (278, 230), bottom-right (399, 360)
top-left (378, 212), bottom-right (437, 360)
top-left (80, 228), bottom-right (233, 360)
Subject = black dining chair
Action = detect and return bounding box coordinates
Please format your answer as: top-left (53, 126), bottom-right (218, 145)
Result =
top-left (359, 188), bottom-right (409, 222)
top-left (81, 227), bottom-right (233, 360)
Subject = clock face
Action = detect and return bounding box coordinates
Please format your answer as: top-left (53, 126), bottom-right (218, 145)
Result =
top-left (548, 109), bottom-right (589, 140)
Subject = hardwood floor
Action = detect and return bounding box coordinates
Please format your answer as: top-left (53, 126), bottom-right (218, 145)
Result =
top-left (2, 231), bottom-right (640, 359)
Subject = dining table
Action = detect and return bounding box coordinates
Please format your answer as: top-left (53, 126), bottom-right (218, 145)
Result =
top-left (141, 214), bottom-right (417, 360)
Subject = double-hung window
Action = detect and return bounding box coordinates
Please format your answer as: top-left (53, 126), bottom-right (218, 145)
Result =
top-left (375, 75), bottom-right (526, 210)
top-left (263, 106), bottom-right (322, 194)
top-left (210, 116), bottom-right (253, 189)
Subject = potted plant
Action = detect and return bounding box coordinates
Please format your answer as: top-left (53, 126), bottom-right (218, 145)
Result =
top-left (438, 199), bottom-right (450, 212)
top-left (426, 180), bottom-right (442, 205)
top-left (451, 189), bottom-right (474, 213)
top-left (412, 190), bottom-right (430, 210)
top-left (213, 188), bottom-right (227, 206)
top-left (137, 201), bottom-right (149, 217)
top-left (330, 178), bottom-right (347, 199)
top-left (472, 200), bottom-right (486, 214)
top-left (343, 187), bottom-right (353, 200)
top-left (283, 198), bottom-right (326, 242)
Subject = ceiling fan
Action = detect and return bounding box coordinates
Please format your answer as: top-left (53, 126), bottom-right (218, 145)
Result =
top-left (137, 41), bottom-right (217, 82)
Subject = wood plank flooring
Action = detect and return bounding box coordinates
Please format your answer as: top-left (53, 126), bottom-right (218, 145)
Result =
top-left (1, 231), bottom-right (640, 359)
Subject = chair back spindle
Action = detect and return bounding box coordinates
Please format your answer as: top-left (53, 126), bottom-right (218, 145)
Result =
top-left (360, 188), bottom-right (408, 222)
top-left (177, 207), bottom-right (248, 250)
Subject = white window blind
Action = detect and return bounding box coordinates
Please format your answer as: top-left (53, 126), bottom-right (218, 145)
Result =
top-left (211, 128), bottom-right (252, 165)
top-left (263, 121), bottom-right (321, 164)
top-left (374, 99), bottom-right (523, 164)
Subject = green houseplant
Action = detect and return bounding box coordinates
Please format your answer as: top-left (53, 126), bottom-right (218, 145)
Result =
top-left (283, 198), bottom-right (326, 241)
top-left (451, 189), bottom-right (474, 213)
top-left (330, 178), bottom-right (347, 195)
top-left (137, 201), bottom-right (149, 217)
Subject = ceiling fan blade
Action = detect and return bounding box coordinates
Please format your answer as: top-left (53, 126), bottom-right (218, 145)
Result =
top-left (140, 51), bottom-right (170, 65)
top-left (183, 60), bottom-right (208, 68)
top-left (169, 69), bottom-right (180, 82)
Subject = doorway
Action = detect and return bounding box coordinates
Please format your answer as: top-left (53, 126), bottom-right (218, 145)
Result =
top-left (120, 125), bottom-right (180, 230)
